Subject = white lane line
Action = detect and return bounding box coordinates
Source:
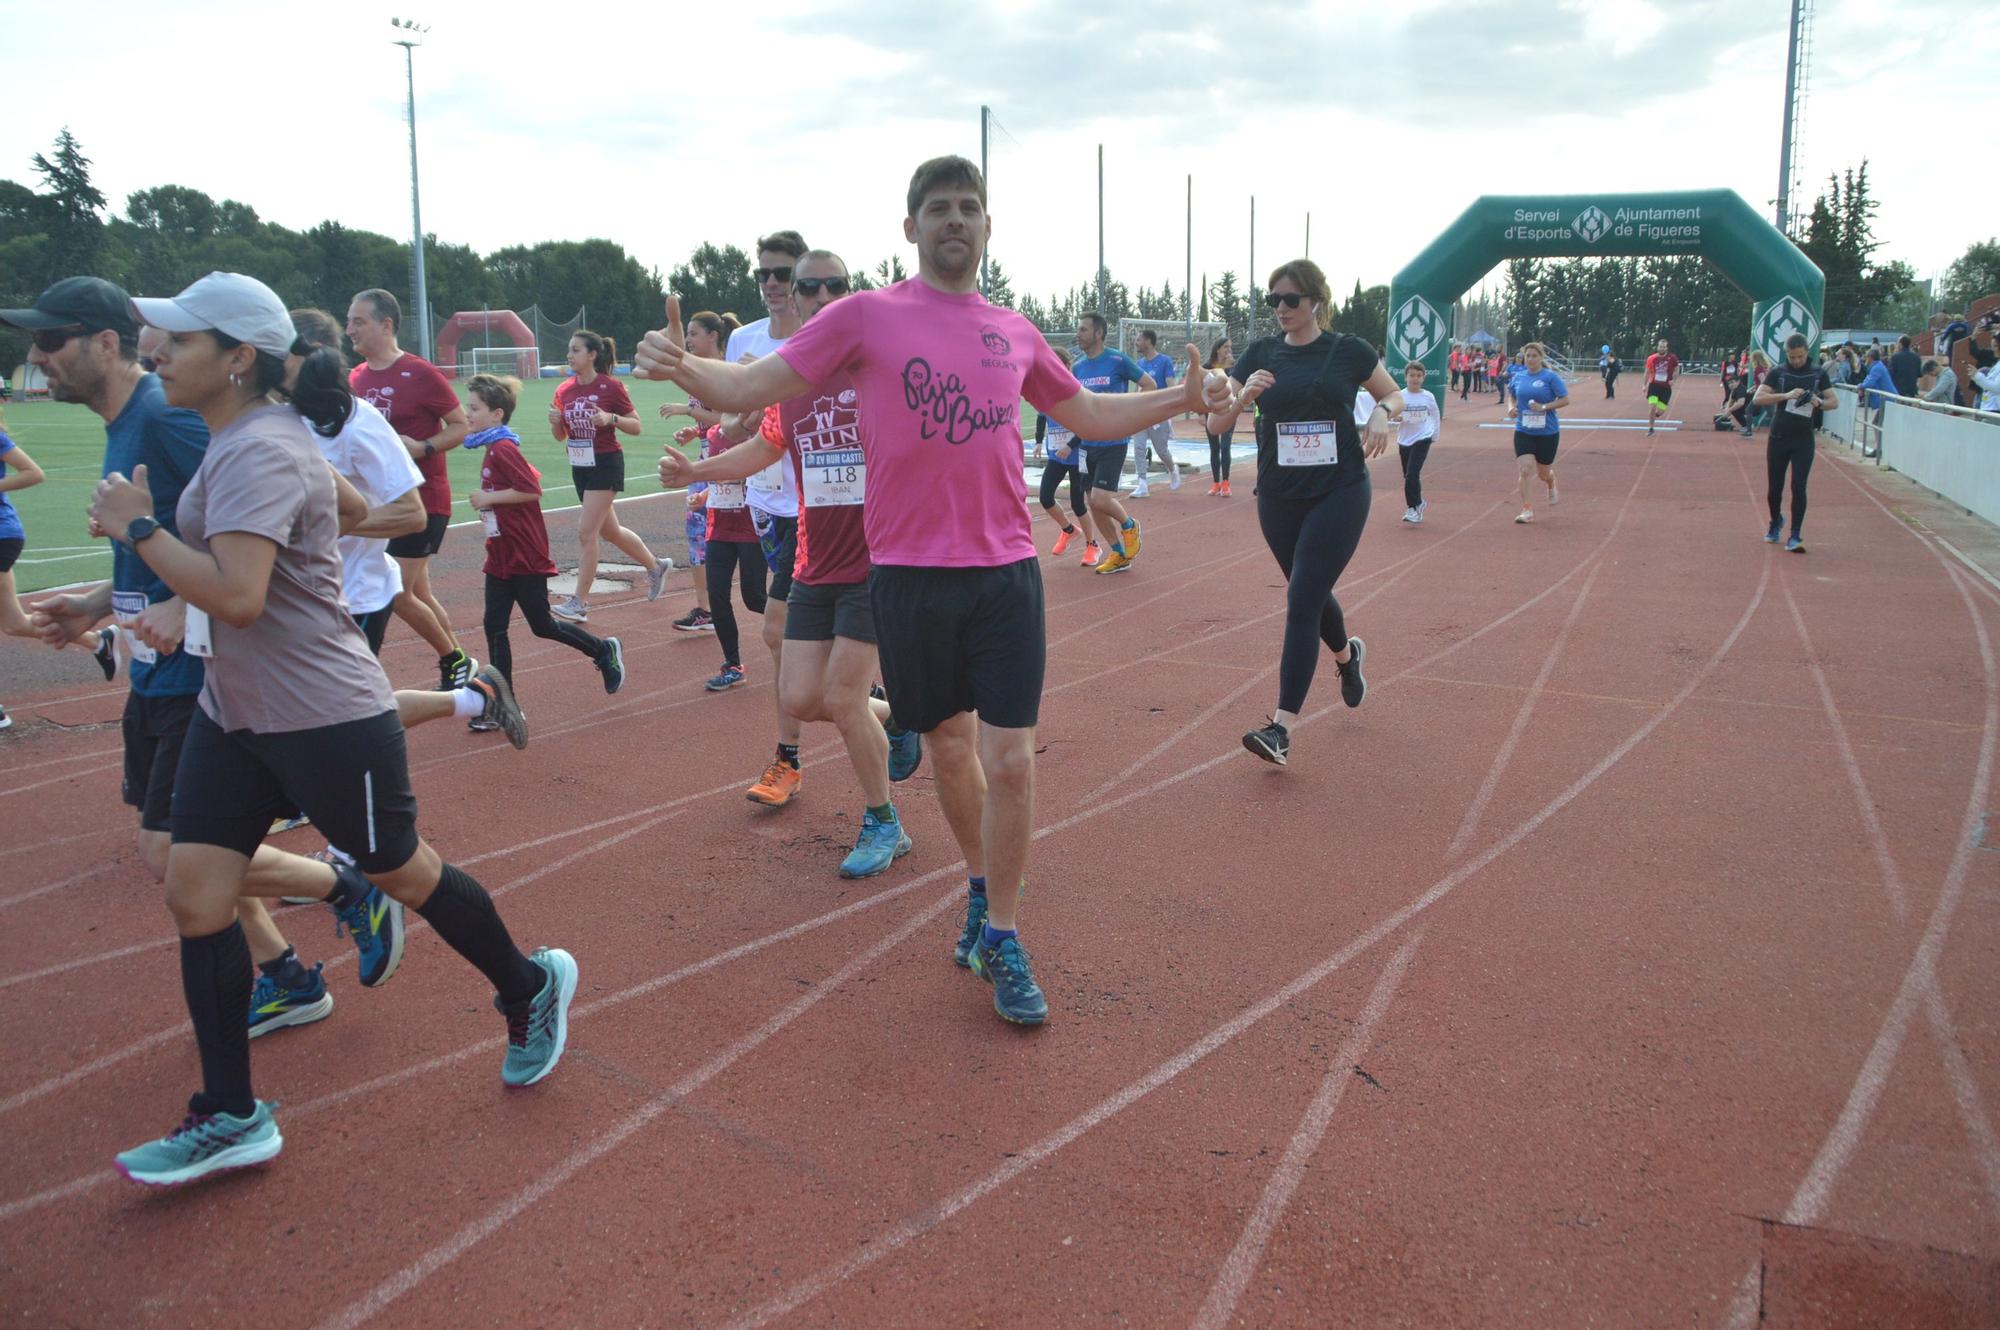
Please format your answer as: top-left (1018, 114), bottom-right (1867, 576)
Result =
top-left (718, 561), bottom-right (1770, 1330)
top-left (1190, 932), bottom-right (1425, 1330)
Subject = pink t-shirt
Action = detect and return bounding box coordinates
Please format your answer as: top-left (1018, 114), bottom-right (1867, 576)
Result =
top-left (775, 279), bottom-right (1076, 568)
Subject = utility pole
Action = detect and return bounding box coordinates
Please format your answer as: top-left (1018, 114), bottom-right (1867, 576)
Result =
top-left (1185, 174), bottom-right (1193, 342)
top-left (1305, 211), bottom-right (1311, 260)
top-left (391, 18), bottom-right (432, 361)
top-left (980, 105), bottom-right (991, 297)
top-left (1097, 144), bottom-right (1106, 317)
top-left (1248, 195), bottom-right (1256, 343)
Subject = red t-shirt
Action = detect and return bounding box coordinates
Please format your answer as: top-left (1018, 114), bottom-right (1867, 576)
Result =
top-left (477, 438), bottom-right (556, 579)
top-left (350, 353), bottom-right (460, 517)
top-left (1645, 352), bottom-right (1680, 384)
top-left (704, 426), bottom-right (758, 542)
top-left (554, 374), bottom-right (633, 456)
top-left (781, 374), bottom-right (869, 586)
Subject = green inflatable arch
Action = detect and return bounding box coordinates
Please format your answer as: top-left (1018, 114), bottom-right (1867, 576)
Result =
top-left (1383, 190), bottom-right (1824, 384)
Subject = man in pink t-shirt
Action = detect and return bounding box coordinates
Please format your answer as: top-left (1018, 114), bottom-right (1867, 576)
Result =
top-left (640, 156), bottom-right (1225, 1027)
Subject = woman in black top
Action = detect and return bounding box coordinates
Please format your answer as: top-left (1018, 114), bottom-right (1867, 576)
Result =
top-left (1752, 333), bottom-right (1836, 552)
top-left (1205, 258), bottom-right (1402, 766)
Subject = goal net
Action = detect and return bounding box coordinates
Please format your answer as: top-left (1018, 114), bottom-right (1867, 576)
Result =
top-left (465, 346), bottom-right (539, 381)
top-left (1116, 318), bottom-right (1230, 376)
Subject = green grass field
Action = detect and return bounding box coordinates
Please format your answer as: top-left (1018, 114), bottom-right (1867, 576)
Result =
top-left (1, 375), bottom-right (703, 593)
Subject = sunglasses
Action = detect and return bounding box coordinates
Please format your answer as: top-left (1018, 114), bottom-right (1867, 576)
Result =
top-left (1263, 292), bottom-right (1307, 310)
top-left (794, 277), bottom-right (849, 297)
top-left (31, 327), bottom-right (87, 353)
top-left (754, 266), bottom-right (794, 284)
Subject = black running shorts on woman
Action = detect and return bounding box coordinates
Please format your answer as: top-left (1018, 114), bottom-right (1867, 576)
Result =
top-left (869, 558), bottom-right (1045, 733)
top-left (170, 708), bottom-right (419, 875)
top-left (385, 511), bottom-right (449, 558)
top-left (1513, 430), bottom-right (1559, 466)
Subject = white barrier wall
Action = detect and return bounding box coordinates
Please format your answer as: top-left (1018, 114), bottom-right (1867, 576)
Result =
top-left (1823, 384), bottom-right (1858, 443)
top-left (1877, 397), bottom-right (2000, 527)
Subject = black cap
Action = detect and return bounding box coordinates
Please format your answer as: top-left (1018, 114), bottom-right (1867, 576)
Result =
top-left (0, 276), bottom-right (138, 337)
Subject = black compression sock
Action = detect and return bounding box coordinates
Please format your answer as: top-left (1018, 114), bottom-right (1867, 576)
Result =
top-left (324, 862), bottom-right (373, 912)
top-left (257, 946), bottom-right (313, 990)
top-left (182, 922), bottom-right (255, 1118)
top-left (415, 863), bottom-right (542, 1006)
top-left (778, 743), bottom-right (801, 769)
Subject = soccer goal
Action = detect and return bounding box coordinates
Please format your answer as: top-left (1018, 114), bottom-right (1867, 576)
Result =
top-left (1116, 318), bottom-right (1230, 374)
top-left (464, 345), bottom-right (539, 380)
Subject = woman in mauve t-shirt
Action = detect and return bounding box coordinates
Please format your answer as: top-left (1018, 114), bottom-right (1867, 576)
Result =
top-left (91, 272), bottom-right (575, 1188)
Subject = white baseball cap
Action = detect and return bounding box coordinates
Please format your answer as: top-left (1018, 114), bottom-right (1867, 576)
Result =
top-left (131, 272), bottom-right (296, 360)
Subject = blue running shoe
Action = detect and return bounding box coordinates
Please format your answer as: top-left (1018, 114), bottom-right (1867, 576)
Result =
top-left (598, 636), bottom-right (626, 695)
top-left (1764, 519), bottom-right (1783, 544)
top-left (705, 664), bottom-right (746, 692)
top-left (838, 808), bottom-right (913, 879)
top-left (886, 725), bottom-right (923, 783)
top-left (969, 935), bottom-right (1049, 1026)
top-left (332, 881), bottom-right (404, 988)
top-left (247, 964), bottom-right (334, 1039)
top-left (952, 888), bottom-right (988, 968)
top-left (1786, 533), bottom-right (1806, 553)
top-left (115, 1101), bottom-right (283, 1187)
top-left (500, 947), bottom-right (578, 1087)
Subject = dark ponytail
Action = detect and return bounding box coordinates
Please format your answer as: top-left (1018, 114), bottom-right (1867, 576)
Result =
top-left (286, 308), bottom-right (355, 438)
top-left (574, 328), bottom-right (616, 376)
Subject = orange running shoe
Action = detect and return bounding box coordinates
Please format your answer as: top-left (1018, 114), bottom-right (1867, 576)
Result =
top-left (1206, 482), bottom-right (1220, 496)
top-left (1220, 480), bottom-right (1233, 496)
top-left (1081, 540), bottom-right (1101, 567)
top-left (747, 760), bottom-right (803, 807)
top-left (1052, 527), bottom-right (1077, 556)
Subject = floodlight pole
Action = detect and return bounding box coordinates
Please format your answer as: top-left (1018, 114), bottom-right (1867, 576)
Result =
top-left (1248, 195), bottom-right (1256, 343)
top-left (392, 19), bottom-right (432, 361)
top-left (980, 105), bottom-right (991, 298)
top-left (1775, 0), bottom-right (1803, 234)
top-left (1096, 144), bottom-right (1106, 318)
top-left (1185, 174), bottom-right (1193, 342)
top-left (1305, 211), bottom-right (1311, 260)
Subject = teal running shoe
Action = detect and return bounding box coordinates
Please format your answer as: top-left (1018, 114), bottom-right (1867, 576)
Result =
top-left (952, 888), bottom-right (988, 968)
top-left (247, 963), bottom-right (333, 1039)
top-left (838, 809), bottom-right (912, 879)
top-left (969, 935), bottom-right (1049, 1026)
top-left (332, 878), bottom-right (404, 988)
top-left (886, 725), bottom-right (923, 783)
top-left (500, 947), bottom-right (578, 1087)
top-left (115, 1101), bottom-right (283, 1187)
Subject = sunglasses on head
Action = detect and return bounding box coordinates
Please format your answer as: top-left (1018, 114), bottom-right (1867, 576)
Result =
top-left (794, 277), bottom-right (849, 297)
top-left (755, 266), bottom-right (794, 284)
top-left (1263, 292), bottom-right (1307, 310)
top-left (31, 326), bottom-right (87, 353)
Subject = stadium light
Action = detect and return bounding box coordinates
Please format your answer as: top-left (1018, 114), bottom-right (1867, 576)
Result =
top-left (390, 18), bottom-right (433, 360)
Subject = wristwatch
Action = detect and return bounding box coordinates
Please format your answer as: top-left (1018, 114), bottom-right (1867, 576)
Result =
top-left (124, 515), bottom-right (161, 545)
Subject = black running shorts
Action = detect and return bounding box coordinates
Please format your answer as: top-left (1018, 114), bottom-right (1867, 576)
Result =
top-left (386, 512), bottom-right (449, 558)
top-left (0, 537), bottom-right (21, 573)
top-left (868, 558), bottom-right (1045, 734)
top-left (170, 708), bottom-right (420, 875)
top-left (1513, 431), bottom-right (1560, 466)
top-left (1082, 443), bottom-right (1128, 494)
top-left (784, 579), bottom-right (875, 644)
top-left (121, 691), bottom-right (200, 833)
top-left (571, 449), bottom-right (626, 497)
top-left (1647, 382), bottom-right (1674, 405)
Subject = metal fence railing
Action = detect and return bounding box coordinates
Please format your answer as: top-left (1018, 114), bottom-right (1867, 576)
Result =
top-left (1824, 383), bottom-right (2000, 524)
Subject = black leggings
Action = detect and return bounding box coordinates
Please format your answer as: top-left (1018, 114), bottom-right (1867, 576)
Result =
top-left (1257, 479), bottom-right (1372, 715)
top-left (1398, 438), bottom-right (1433, 509)
top-left (484, 573), bottom-right (606, 683)
top-left (1207, 428), bottom-right (1235, 481)
top-left (706, 538), bottom-right (768, 667)
top-left (1767, 435), bottom-right (1814, 531)
top-left (1039, 461), bottom-right (1087, 519)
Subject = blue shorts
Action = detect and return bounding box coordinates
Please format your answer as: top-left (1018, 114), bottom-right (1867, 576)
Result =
top-left (684, 508), bottom-right (708, 566)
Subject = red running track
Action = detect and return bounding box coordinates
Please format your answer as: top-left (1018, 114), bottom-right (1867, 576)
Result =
top-left (1, 381), bottom-right (1996, 1328)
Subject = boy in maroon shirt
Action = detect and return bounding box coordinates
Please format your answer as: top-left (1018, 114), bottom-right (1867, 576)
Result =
top-left (462, 375), bottom-right (625, 701)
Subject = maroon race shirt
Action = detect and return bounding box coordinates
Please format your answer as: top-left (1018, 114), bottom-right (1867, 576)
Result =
top-left (703, 426), bottom-right (757, 543)
top-left (350, 353), bottom-right (460, 517)
top-left (554, 374), bottom-right (633, 456)
top-left (781, 373), bottom-right (869, 586)
top-left (477, 438), bottom-right (556, 579)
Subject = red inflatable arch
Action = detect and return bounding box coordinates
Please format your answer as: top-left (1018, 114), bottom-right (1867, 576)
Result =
top-left (434, 309), bottom-right (536, 377)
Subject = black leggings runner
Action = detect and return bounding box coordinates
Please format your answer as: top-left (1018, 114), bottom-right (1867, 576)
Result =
top-left (1039, 460), bottom-right (1087, 518)
top-left (1207, 427), bottom-right (1235, 482)
top-left (1257, 478), bottom-right (1372, 715)
top-left (1397, 438), bottom-right (1433, 509)
top-left (484, 573), bottom-right (607, 683)
top-left (1767, 435), bottom-right (1814, 531)
top-left (706, 538), bottom-right (768, 667)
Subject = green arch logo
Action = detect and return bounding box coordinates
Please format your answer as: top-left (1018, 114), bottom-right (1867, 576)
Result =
top-left (1390, 295), bottom-right (1445, 362)
top-left (1572, 206), bottom-right (1611, 244)
top-left (1755, 296), bottom-right (1819, 359)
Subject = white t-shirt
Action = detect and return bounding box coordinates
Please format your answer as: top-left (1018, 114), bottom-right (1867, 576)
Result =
top-left (1397, 389), bottom-right (1439, 446)
top-left (725, 317), bottom-right (800, 519)
top-left (1353, 389), bottom-right (1377, 430)
top-left (316, 396), bottom-right (423, 615)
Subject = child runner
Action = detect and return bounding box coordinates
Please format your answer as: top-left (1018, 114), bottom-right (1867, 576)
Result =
top-left (701, 418), bottom-right (768, 692)
top-left (1396, 361), bottom-right (1440, 523)
top-left (468, 374), bottom-right (626, 693)
top-left (661, 311), bottom-right (739, 630)
top-left (549, 330), bottom-right (671, 622)
top-left (1509, 342), bottom-right (1570, 524)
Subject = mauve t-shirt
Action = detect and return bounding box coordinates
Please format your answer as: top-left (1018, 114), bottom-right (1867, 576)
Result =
top-left (350, 353), bottom-right (460, 516)
top-left (775, 279), bottom-right (1076, 567)
top-left (176, 404), bottom-right (395, 733)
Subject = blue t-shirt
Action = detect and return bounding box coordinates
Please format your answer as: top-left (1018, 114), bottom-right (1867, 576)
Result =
top-left (1137, 352), bottom-right (1176, 391)
top-left (0, 434), bottom-right (23, 541)
top-left (1071, 350), bottom-right (1145, 447)
top-left (1513, 368), bottom-right (1568, 435)
top-left (104, 375), bottom-right (211, 697)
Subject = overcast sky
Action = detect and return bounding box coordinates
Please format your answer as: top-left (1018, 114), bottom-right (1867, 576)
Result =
top-left (1, 0), bottom-right (1991, 317)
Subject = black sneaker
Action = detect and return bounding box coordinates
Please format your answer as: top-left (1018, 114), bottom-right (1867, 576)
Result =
top-left (1337, 636), bottom-right (1367, 708)
top-left (94, 626), bottom-right (118, 681)
top-left (1242, 718), bottom-right (1289, 766)
top-left (671, 608), bottom-right (712, 632)
top-left (468, 664), bottom-right (528, 750)
top-left (598, 636), bottom-right (625, 694)
top-left (440, 649), bottom-right (477, 690)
